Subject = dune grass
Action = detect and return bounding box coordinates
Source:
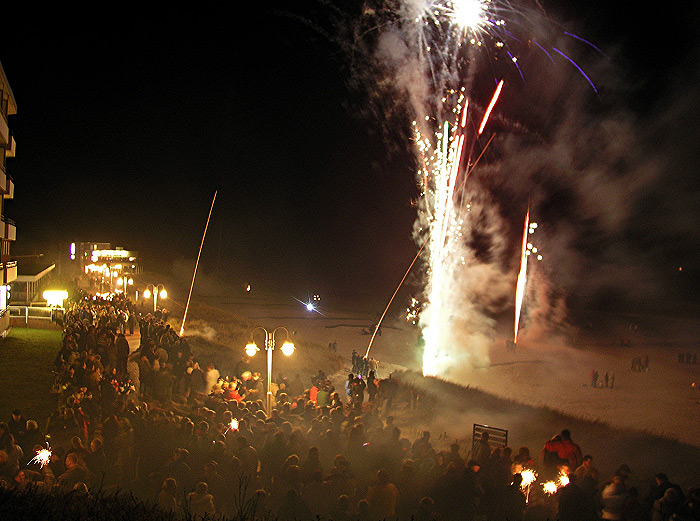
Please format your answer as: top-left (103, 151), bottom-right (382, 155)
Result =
top-left (0, 327), bottom-right (61, 426)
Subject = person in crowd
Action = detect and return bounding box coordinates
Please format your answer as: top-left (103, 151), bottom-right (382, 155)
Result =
top-left (542, 429), bottom-right (583, 473)
top-left (328, 493), bottom-right (354, 521)
top-left (186, 481), bottom-right (216, 519)
top-left (365, 469), bottom-right (400, 520)
top-left (620, 487), bottom-right (650, 521)
top-left (645, 472), bottom-right (684, 512)
top-left (575, 454), bottom-right (601, 504)
top-left (115, 333), bottom-right (130, 375)
top-left (204, 362), bottom-right (220, 395)
top-left (276, 488), bottom-right (312, 521)
top-left (602, 473), bottom-right (630, 520)
top-left (57, 451), bottom-right (95, 491)
top-left (157, 477), bottom-right (179, 512)
top-left (652, 486), bottom-right (684, 521)
top-left (473, 431), bottom-right (492, 468)
top-left (557, 473), bottom-right (599, 521)
top-left (12, 290), bottom-right (700, 521)
top-left (8, 409), bottom-right (26, 442)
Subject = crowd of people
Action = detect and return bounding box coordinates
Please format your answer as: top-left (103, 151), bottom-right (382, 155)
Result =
top-left (0, 292), bottom-right (699, 521)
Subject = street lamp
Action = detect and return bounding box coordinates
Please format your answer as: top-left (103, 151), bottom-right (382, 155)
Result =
top-left (142, 284), bottom-right (167, 313)
top-left (116, 276), bottom-right (134, 297)
top-left (245, 326), bottom-right (295, 414)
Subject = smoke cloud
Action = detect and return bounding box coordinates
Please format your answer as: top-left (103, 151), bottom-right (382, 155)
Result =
top-left (339, 0), bottom-right (700, 378)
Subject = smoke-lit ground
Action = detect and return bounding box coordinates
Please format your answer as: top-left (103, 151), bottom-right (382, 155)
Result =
top-left (164, 275), bottom-right (700, 490)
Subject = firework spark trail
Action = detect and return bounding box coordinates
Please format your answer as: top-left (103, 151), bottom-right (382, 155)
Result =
top-left (478, 79), bottom-right (504, 135)
top-left (514, 207), bottom-right (529, 343)
top-left (180, 190), bottom-right (217, 337)
top-left (409, 2), bottom-right (510, 376)
top-left (361, 0), bottom-right (599, 376)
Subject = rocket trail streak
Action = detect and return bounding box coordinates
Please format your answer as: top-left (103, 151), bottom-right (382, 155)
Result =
top-left (365, 235), bottom-right (429, 359)
top-left (514, 207), bottom-right (529, 343)
top-left (478, 80), bottom-right (504, 134)
top-left (179, 190), bottom-right (217, 337)
top-left (478, 79), bottom-right (504, 135)
top-left (460, 98), bottom-right (469, 128)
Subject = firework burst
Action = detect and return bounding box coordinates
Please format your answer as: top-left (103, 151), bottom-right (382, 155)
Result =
top-left (347, 0), bottom-right (599, 375)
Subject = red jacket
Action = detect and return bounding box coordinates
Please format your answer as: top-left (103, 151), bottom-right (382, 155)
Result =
top-left (544, 439), bottom-right (583, 469)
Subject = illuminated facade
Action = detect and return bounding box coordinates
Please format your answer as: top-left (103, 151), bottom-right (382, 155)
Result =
top-left (69, 242), bottom-right (140, 294)
top-left (0, 61), bottom-right (18, 333)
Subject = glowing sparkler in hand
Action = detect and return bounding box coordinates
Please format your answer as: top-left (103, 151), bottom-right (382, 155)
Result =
top-left (557, 470), bottom-right (570, 487)
top-left (541, 469), bottom-right (570, 495)
top-left (29, 444), bottom-right (52, 468)
top-left (542, 480), bottom-right (558, 495)
top-left (224, 418), bottom-right (239, 435)
top-left (520, 467), bottom-right (537, 502)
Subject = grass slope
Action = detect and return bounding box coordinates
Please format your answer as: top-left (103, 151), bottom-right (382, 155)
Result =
top-left (0, 328), bottom-right (61, 425)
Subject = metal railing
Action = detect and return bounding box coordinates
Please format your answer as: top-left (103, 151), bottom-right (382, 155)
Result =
top-left (9, 305), bottom-right (61, 324)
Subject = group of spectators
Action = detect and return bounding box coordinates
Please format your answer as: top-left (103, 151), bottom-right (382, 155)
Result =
top-left (0, 292), bottom-right (699, 521)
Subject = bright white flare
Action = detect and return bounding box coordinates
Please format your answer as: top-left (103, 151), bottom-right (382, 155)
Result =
top-left (449, 0), bottom-right (489, 29)
top-left (520, 468), bottom-right (537, 488)
top-left (514, 208), bottom-right (529, 343)
top-left (557, 471), bottom-right (570, 487)
top-left (542, 481), bottom-right (558, 495)
top-left (29, 446), bottom-right (52, 468)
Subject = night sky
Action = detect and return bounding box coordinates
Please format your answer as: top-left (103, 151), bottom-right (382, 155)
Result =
top-left (1, 1), bottom-right (699, 326)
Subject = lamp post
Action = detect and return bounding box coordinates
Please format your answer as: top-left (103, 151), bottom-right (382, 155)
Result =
top-left (116, 275), bottom-right (134, 297)
top-left (245, 326), bottom-right (295, 414)
top-left (142, 284), bottom-right (167, 313)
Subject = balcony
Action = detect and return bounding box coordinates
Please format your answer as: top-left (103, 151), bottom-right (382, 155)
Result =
top-left (3, 177), bottom-right (13, 199)
top-left (5, 135), bottom-right (15, 158)
top-left (0, 114), bottom-right (7, 146)
top-left (4, 261), bottom-right (16, 283)
top-left (3, 218), bottom-right (15, 241)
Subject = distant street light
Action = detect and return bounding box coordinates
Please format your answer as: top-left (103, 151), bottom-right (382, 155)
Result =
top-left (116, 276), bottom-right (134, 297)
top-left (142, 284), bottom-right (167, 313)
top-left (245, 326), bottom-right (295, 413)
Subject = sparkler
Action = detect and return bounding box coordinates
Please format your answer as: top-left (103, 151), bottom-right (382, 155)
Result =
top-left (541, 469), bottom-right (570, 495)
top-left (542, 480), bottom-right (558, 495)
top-left (520, 467), bottom-right (537, 502)
top-left (224, 418), bottom-right (239, 434)
top-left (29, 443), bottom-right (52, 468)
top-left (557, 470), bottom-right (570, 487)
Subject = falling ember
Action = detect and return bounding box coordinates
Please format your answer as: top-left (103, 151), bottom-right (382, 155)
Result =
top-left (29, 444), bottom-right (52, 468)
top-left (514, 208), bottom-right (529, 343)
